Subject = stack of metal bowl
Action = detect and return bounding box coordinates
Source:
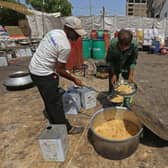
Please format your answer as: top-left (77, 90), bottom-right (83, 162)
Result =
top-left (113, 80), bottom-right (138, 107)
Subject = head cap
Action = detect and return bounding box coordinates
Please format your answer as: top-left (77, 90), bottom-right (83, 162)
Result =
top-left (64, 16), bottom-right (87, 36)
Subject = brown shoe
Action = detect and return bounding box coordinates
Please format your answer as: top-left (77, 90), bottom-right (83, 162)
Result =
top-left (68, 126), bottom-right (84, 135)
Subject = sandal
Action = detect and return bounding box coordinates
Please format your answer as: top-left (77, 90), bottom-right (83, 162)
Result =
top-left (68, 126), bottom-right (84, 135)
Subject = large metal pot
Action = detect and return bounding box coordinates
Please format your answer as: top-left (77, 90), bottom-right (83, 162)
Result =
top-left (89, 107), bottom-right (143, 160)
top-left (4, 71), bottom-right (33, 89)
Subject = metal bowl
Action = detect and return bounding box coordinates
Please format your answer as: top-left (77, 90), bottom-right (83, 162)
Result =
top-left (114, 80), bottom-right (138, 97)
top-left (31, 39), bottom-right (40, 44)
top-left (107, 95), bottom-right (124, 106)
top-left (19, 40), bottom-right (30, 45)
top-left (96, 64), bottom-right (109, 79)
top-left (4, 71), bottom-right (33, 89)
top-left (89, 107), bottom-right (143, 160)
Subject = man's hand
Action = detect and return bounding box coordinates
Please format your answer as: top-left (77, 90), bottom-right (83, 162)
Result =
top-left (111, 74), bottom-right (117, 85)
top-left (128, 69), bottom-right (134, 82)
top-left (128, 75), bottom-right (133, 82)
top-left (73, 78), bottom-right (83, 86)
top-left (56, 62), bottom-right (84, 86)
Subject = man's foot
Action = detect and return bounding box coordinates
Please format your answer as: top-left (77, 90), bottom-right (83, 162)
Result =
top-left (67, 126), bottom-right (84, 135)
top-left (42, 109), bottom-right (49, 119)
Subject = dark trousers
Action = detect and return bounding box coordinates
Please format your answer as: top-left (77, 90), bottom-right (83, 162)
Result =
top-left (30, 73), bottom-right (71, 129)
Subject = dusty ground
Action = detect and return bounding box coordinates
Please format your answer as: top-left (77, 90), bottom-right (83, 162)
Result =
top-left (0, 52), bottom-right (168, 168)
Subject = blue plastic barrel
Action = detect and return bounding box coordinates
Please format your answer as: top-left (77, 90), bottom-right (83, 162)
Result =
top-left (153, 40), bottom-right (160, 53)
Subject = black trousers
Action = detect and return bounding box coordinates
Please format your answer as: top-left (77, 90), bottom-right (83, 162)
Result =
top-left (30, 73), bottom-right (71, 130)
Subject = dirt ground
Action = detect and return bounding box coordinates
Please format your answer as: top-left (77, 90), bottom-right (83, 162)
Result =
top-left (0, 52), bottom-right (168, 168)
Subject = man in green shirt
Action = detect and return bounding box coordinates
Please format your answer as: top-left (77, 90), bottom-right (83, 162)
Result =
top-left (106, 29), bottom-right (138, 92)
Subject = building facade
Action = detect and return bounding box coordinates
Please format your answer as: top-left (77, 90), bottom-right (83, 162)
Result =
top-left (147, 0), bottom-right (154, 17)
top-left (147, 0), bottom-right (166, 18)
top-left (159, 0), bottom-right (168, 19)
top-left (126, 0), bottom-right (148, 17)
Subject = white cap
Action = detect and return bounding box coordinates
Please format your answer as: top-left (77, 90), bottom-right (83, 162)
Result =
top-left (64, 16), bottom-right (87, 36)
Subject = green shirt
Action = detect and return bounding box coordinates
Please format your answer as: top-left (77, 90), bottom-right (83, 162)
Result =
top-left (106, 38), bottom-right (138, 74)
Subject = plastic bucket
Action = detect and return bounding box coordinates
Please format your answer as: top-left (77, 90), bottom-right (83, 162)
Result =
top-left (136, 29), bottom-right (143, 43)
top-left (153, 40), bottom-right (160, 53)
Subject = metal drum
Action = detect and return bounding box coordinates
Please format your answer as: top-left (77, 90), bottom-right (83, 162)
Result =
top-left (82, 38), bottom-right (92, 59)
top-left (92, 39), bottom-right (105, 60)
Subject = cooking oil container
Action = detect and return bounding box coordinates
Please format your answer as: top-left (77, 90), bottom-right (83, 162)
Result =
top-left (76, 87), bottom-right (96, 109)
top-left (62, 91), bottom-right (81, 115)
top-left (39, 125), bottom-right (69, 162)
top-left (136, 28), bottom-right (143, 44)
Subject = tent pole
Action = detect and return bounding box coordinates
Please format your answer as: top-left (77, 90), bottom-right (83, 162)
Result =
top-left (42, 0), bottom-right (45, 37)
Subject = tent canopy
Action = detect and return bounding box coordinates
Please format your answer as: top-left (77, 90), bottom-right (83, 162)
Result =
top-left (0, 1), bottom-right (33, 15)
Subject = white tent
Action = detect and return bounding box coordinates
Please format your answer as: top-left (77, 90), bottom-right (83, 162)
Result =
top-left (26, 14), bottom-right (168, 40)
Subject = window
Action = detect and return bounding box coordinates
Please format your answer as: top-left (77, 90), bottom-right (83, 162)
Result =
top-left (141, 0), bottom-right (146, 3)
top-left (128, 12), bottom-right (133, 15)
top-left (128, 4), bottom-right (134, 7)
top-left (165, 12), bottom-right (167, 17)
top-left (128, 8), bottom-right (134, 12)
top-left (135, 0), bottom-right (140, 3)
top-left (128, 0), bottom-right (134, 2)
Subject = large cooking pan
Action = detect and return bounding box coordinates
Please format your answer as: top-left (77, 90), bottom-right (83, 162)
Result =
top-left (4, 71), bottom-right (33, 90)
top-left (89, 107), bottom-right (143, 160)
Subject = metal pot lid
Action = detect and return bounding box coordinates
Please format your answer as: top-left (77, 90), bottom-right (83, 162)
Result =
top-left (131, 97), bottom-right (168, 141)
top-left (114, 81), bottom-right (137, 97)
top-left (9, 71), bottom-right (30, 78)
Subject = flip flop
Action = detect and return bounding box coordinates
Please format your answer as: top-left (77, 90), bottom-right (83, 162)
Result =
top-left (68, 126), bottom-right (84, 135)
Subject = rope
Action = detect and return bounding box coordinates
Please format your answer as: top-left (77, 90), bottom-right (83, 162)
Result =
top-left (66, 122), bottom-right (90, 168)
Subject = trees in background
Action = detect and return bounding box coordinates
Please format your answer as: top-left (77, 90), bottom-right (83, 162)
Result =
top-left (0, 0), bottom-right (73, 26)
top-left (26, 0), bottom-right (73, 16)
